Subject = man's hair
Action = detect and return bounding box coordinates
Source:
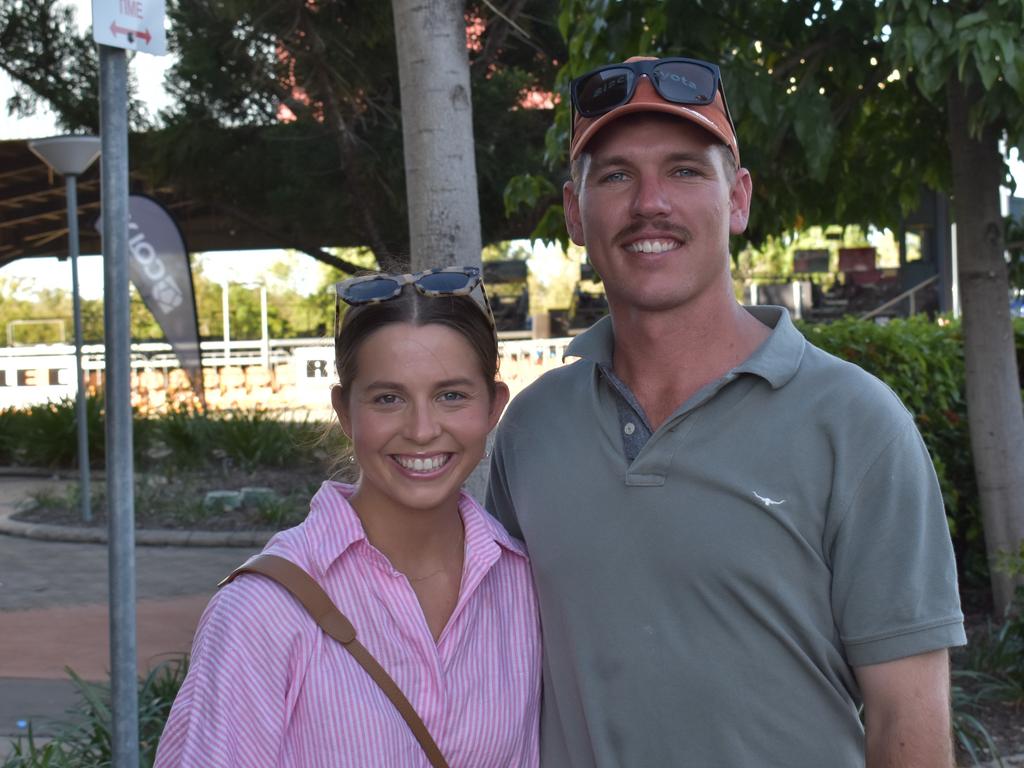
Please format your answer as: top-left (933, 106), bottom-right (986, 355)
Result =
top-left (570, 142), bottom-right (737, 187)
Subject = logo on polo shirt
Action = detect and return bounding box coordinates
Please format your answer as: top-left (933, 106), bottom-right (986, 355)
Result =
top-left (753, 491), bottom-right (786, 508)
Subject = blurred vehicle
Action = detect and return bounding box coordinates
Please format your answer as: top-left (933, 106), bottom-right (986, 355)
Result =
top-left (483, 260), bottom-right (530, 331)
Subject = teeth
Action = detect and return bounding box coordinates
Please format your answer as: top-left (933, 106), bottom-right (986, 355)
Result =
top-left (396, 454), bottom-right (448, 472)
top-left (628, 240), bottom-right (676, 254)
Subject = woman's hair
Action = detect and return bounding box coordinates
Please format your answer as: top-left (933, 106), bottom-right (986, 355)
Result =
top-left (334, 287), bottom-right (499, 399)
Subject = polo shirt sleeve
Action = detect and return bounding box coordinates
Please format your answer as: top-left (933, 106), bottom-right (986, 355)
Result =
top-left (155, 577), bottom-right (312, 767)
top-left (486, 425), bottom-right (523, 541)
top-left (828, 419), bottom-right (966, 668)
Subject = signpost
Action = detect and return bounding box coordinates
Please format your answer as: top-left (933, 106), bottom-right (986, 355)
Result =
top-left (92, 1), bottom-right (166, 763)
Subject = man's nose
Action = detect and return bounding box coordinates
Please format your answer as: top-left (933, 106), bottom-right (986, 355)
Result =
top-left (630, 173), bottom-right (672, 218)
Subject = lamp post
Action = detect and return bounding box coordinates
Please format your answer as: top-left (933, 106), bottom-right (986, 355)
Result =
top-left (28, 135), bottom-right (101, 523)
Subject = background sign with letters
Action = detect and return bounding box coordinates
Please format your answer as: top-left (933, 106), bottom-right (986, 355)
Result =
top-left (92, 0), bottom-right (167, 55)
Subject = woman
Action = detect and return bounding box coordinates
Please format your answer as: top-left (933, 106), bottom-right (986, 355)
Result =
top-left (156, 266), bottom-right (540, 767)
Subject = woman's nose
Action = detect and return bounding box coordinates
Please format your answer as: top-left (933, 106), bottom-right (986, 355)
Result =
top-left (405, 402), bottom-right (442, 443)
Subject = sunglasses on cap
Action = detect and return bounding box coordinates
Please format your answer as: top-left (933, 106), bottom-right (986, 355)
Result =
top-left (570, 57), bottom-right (737, 144)
top-left (334, 266), bottom-right (496, 336)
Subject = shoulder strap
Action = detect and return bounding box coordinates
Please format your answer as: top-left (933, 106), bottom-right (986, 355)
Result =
top-left (220, 554), bottom-right (450, 768)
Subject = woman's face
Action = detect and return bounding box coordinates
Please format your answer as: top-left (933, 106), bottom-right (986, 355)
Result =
top-left (333, 322), bottom-right (509, 517)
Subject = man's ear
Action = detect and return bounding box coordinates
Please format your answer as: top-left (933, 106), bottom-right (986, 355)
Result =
top-left (331, 385), bottom-right (352, 439)
top-left (729, 168), bottom-right (753, 236)
top-left (488, 381), bottom-right (511, 431)
top-left (563, 180), bottom-right (586, 246)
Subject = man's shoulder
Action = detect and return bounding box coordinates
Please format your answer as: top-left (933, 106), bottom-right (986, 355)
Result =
top-left (504, 356), bottom-right (593, 416)
top-left (795, 339), bottom-right (916, 425)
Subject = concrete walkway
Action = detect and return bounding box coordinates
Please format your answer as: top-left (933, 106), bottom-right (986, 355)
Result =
top-left (0, 472), bottom-right (270, 758)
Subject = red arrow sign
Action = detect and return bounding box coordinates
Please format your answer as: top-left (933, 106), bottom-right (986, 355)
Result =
top-left (110, 21), bottom-right (152, 44)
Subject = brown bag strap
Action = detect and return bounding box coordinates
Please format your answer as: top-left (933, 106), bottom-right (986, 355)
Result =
top-left (219, 554), bottom-right (450, 768)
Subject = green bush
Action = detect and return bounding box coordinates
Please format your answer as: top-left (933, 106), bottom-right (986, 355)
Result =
top-left (0, 395), bottom-right (105, 468)
top-left (0, 402), bottom-right (329, 473)
top-left (798, 315), bottom-right (1024, 589)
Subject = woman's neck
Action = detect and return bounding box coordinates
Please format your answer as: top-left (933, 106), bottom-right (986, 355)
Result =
top-left (348, 486), bottom-right (465, 578)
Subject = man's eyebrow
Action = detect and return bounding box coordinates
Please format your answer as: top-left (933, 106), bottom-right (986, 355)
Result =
top-left (591, 150), bottom-right (714, 170)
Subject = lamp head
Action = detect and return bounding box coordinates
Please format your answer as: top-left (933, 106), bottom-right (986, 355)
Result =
top-left (28, 135), bottom-right (101, 176)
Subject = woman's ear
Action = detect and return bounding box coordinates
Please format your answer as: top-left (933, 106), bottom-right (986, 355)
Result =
top-left (331, 385), bottom-right (352, 439)
top-left (488, 382), bottom-right (511, 431)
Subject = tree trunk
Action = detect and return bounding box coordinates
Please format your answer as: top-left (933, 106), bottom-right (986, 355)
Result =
top-left (391, 0), bottom-right (482, 271)
top-left (947, 78), bottom-right (1024, 615)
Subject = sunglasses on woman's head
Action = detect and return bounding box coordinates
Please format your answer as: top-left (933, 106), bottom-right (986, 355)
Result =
top-left (570, 57), bottom-right (736, 142)
top-left (334, 266), bottom-right (496, 335)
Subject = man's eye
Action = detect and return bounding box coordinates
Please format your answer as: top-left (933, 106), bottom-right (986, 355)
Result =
top-left (602, 171), bottom-right (628, 183)
top-left (374, 393), bottom-right (401, 405)
top-left (439, 391), bottom-right (467, 402)
top-left (673, 167), bottom-right (698, 177)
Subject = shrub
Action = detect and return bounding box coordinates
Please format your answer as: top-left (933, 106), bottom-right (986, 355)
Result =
top-left (2, 658), bottom-right (187, 768)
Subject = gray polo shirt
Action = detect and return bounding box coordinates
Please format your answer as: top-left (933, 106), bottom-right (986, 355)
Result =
top-left (487, 306), bottom-right (965, 768)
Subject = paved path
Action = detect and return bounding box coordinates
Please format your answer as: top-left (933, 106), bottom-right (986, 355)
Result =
top-left (0, 472), bottom-right (269, 758)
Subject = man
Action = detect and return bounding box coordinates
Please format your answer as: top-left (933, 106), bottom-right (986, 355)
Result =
top-left (487, 56), bottom-right (966, 767)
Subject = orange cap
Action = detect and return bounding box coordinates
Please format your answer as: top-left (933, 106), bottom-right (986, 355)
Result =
top-left (570, 56), bottom-right (740, 166)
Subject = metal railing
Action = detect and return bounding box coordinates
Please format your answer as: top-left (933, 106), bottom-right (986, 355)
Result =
top-left (859, 274), bottom-right (939, 321)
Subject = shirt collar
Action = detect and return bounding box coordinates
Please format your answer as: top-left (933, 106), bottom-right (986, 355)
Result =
top-left (564, 305), bottom-right (804, 389)
top-left (733, 306), bottom-right (805, 389)
top-left (301, 482), bottom-right (526, 578)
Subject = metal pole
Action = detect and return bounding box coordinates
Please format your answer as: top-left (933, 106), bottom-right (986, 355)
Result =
top-left (260, 285), bottom-right (269, 368)
top-left (99, 44), bottom-right (139, 768)
top-left (221, 280), bottom-right (230, 363)
top-left (65, 174), bottom-right (92, 523)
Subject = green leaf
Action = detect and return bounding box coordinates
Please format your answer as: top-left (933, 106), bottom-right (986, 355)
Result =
top-left (929, 5), bottom-right (954, 41)
top-left (957, 41), bottom-right (971, 81)
top-left (974, 52), bottom-right (1000, 90)
top-left (954, 10), bottom-right (989, 30)
top-left (558, 7), bottom-right (573, 42)
top-left (907, 24), bottom-right (935, 63)
top-left (503, 173), bottom-right (557, 217)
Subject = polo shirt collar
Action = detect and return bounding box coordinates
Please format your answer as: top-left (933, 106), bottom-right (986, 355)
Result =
top-left (734, 306), bottom-right (805, 389)
top-left (564, 305), bottom-right (804, 389)
top-left (302, 481), bottom-right (527, 578)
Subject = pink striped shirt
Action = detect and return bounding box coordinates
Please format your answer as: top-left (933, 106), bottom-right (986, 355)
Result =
top-left (155, 482), bottom-right (541, 767)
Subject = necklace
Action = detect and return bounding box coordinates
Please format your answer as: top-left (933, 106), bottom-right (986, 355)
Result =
top-left (401, 530), bottom-right (465, 584)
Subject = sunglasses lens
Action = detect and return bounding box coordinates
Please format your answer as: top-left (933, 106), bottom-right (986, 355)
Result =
top-left (416, 271), bottom-right (475, 293)
top-left (343, 277), bottom-right (401, 303)
top-left (576, 67), bottom-right (634, 116)
top-left (652, 61), bottom-right (717, 104)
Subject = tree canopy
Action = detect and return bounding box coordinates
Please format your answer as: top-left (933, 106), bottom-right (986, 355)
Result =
top-left (0, 0), bottom-right (566, 269)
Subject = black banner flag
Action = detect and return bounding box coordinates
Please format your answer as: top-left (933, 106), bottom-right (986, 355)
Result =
top-left (97, 195), bottom-right (203, 400)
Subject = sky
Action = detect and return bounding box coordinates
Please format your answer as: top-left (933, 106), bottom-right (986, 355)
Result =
top-left (1, 2), bottom-right (1023, 301)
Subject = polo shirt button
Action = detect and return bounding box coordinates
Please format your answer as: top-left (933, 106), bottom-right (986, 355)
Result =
top-left (624, 422), bottom-right (636, 435)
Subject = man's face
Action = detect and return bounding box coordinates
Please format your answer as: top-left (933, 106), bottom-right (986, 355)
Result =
top-left (564, 113), bottom-right (752, 316)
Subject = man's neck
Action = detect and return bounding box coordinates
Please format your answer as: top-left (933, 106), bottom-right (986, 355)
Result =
top-left (608, 294), bottom-right (770, 429)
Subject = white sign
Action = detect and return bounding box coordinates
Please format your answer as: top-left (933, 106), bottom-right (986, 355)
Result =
top-left (92, 0), bottom-right (167, 56)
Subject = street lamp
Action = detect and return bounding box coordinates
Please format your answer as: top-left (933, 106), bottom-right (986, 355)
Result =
top-left (28, 135), bottom-right (101, 523)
